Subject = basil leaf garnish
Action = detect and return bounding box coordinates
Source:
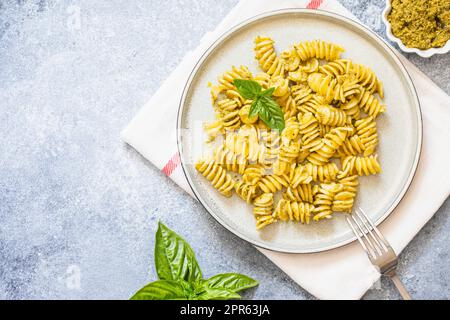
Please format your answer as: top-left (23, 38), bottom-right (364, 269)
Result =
top-left (155, 221), bottom-right (202, 283)
top-left (233, 79), bottom-right (285, 130)
top-left (249, 98), bottom-right (263, 118)
top-left (260, 87), bottom-right (275, 97)
top-left (196, 288), bottom-right (241, 300)
top-left (257, 95), bottom-right (285, 131)
top-left (130, 280), bottom-right (187, 300)
top-left (131, 222), bottom-right (259, 300)
top-left (205, 273), bottom-right (259, 292)
top-left (233, 79), bottom-right (262, 99)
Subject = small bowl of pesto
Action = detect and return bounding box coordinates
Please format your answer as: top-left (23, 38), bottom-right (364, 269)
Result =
top-left (382, 0), bottom-right (450, 57)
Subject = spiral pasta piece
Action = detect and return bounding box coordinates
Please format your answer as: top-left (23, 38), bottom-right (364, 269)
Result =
top-left (258, 130), bottom-right (281, 167)
top-left (204, 120), bottom-right (224, 141)
top-left (298, 93), bottom-right (325, 114)
top-left (294, 40), bottom-right (345, 61)
top-left (318, 59), bottom-right (352, 78)
top-left (277, 139), bottom-right (301, 171)
top-left (213, 145), bottom-right (247, 175)
top-left (300, 58), bottom-right (320, 73)
top-left (315, 104), bottom-right (348, 127)
top-left (241, 124), bottom-right (261, 161)
top-left (217, 98), bottom-right (239, 113)
top-left (304, 162), bottom-right (339, 182)
top-left (224, 125), bottom-right (260, 162)
top-left (299, 112), bottom-right (322, 151)
top-left (355, 155), bottom-right (381, 176)
top-left (339, 174), bottom-right (359, 193)
top-left (242, 164), bottom-right (265, 186)
top-left (269, 76), bottom-right (290, 97)
top-left (332, 175), bottom-right (359, 212)
top-left (288, 70), bottom-right (308, 83)
top-left (274, 199), bottom-right (315, 224)
top-left (273, 160), bottom-right (289, 176)
top-left (337, 134), bottom-right (366, 157)
top-left (354, 116), bottom-right (378, 155)
top-left (339, 155), bottom-right (382, 177)
top-left (308, 73), bottom-right (360, 103)
top-left (313, 183), bottom-right (343, 221)
top-left (235, 181), bottom-right (258, 204)
top-left (339, 96), bottom-right (361, 120)
top-left (276, 91), bottom-right (298, 119)
top-left (318, 123), bottom-right (333, 137)
top-left (282, 117), bottom-right (301, 141)
top-left (288, 59), bottom-right (320, 83)
top-left (217, 98), bottom-right (241, 131)
top-left (217, 65), bottom-right (252, 92)
top-left (297, 148), bottom-right (310, 163)
top-left (224, 131), bottom-right (248, 159)
top-left (283, 184), bottom-right (317, 203)
top-left (253, 193), bottom-right (276, 229)
top-left (258, 174), bottom-right (289, 193)
top-left (350, 63), bottom-right (384, 98)
top-left (291, 84), bottom-right (312, 109)
top-left (281, 47), bottom-right (301, 71)
top-left (254, 36), bottom-right (285, 77)
top-left (357, 87), bottom-right (386, 118)
top-left (195, 158), bottom-right (235, 197)
top-left (332, 189), bottom-right (355, 213)
top-left (254, 72), bottom-right (271, 89)
top-left (288, 164), bottom-right (313, 187)
top-left (307, 126), bottom-right (353, 165)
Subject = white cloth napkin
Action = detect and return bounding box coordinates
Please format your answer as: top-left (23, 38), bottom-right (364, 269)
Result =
top-left (121, 0), bottom-right (450, 299)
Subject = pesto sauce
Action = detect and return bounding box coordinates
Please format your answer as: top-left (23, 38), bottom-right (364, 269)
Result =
top-left (387, 0), bottom-right (450, 49)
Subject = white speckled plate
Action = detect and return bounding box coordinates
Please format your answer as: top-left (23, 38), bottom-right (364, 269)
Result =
top-left (177, 9), bottom-right (422, 253)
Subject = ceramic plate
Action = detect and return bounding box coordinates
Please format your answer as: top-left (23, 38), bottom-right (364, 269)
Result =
top-left (177, 9), bottom-right (422, 253)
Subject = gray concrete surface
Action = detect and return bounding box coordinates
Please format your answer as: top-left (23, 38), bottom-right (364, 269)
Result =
top-left (0, 0), bottom-right (448, 300)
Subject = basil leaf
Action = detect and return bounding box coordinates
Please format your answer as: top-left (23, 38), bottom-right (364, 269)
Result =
top-left (130, 280), bottom-right (187, 300)
top-left (233, 79), bottom-right (261, 100)
top-left (205, 273), bottom-right (259, 292)
top-left (258, 95), bottom-right (285, 131)
top-left (248, 98), bottom-right (262, 118)
top-left (155, 222), bottom-right (202, 283)
top-left (197, 288), bottom-right (241, 300)
top-left (260, 87), bottom-right (275, 97)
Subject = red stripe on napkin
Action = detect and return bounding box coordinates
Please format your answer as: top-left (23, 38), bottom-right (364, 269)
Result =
top-left (306, 0), bottom-right (323, 9)
top-left (162, 152), bottom-right (181, 176)
top-left (163, 0), bottom-right (323, 177)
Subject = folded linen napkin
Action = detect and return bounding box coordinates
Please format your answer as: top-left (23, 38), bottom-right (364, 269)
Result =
top-left (121, 0), bottom-right (450, 299)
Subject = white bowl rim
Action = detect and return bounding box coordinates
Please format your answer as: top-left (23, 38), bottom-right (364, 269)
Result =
top-left (382, 0), bottom-right (450, 58)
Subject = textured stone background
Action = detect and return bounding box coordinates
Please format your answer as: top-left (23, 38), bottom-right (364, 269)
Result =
top-left (0, 0), bottom-right (448, 300)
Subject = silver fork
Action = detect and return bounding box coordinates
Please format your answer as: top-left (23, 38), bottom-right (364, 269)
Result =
top-left (346, 208), bottom-right (412, 300)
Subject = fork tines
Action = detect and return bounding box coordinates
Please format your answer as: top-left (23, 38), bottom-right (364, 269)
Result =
top-left (346, 208), bottom-right (390, 260)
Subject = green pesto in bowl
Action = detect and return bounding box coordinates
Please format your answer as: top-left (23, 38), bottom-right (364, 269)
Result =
top-left (387, 0), bottom-right (450, 49)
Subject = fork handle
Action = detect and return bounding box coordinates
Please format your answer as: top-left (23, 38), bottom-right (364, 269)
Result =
top-left (389, 274), bottom-right (412, 300)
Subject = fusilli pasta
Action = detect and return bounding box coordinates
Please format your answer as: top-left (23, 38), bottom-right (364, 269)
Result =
top-left (195, 158), bottom-right (235, 197)
top-left (294, 40), bottom-right (345, 61)
top-left (196, 36), bottom-right (386, 230)
top-left (254, 36), bottom-right (285, 77)
top-left (253, 193), bottom-right (276, 229)
top-left (274, 199), bottom-right (314, 224)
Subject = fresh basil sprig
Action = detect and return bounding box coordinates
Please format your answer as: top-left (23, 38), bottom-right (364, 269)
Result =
top-left (154, 220), bottom-right (202, 283)
top-left (233, 79), bottom-right (285, 130)
top-left (131, 222), bottom-right (259, 300)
